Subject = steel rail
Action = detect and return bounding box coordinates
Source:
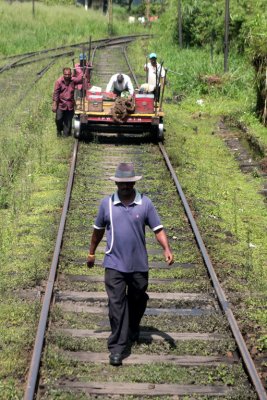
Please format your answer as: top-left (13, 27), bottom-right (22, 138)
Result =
top-left (89, 45), bottom-right (98, 84)
top-left (0, 51), bottom-right (74, 72)
top-left (75, 42), bottom-right (132, 121)
top-left (123, 46), bottom-right (139, 88)
top-left (0, 53), bottom-right (35, 74)
top-left (0, 34), bottom-right (152, 63)
top-left (0, 39), bottom-right (97, 65)
top-left (95, 38), bottom-right (135, 50)
top-left (0, 60), bottom-right (55, 123)
top-left (88, 41), bottom-right (134, 85)
top-left (14, 60), bottom-right (56, 108)
top-left (36, 60), bottom-right (55, 77)
top-left (158, 142), bottom-right (267, 400)
top-left (0, 35), bottom-right (150, 74)
top-left (24, 140), bottom-right (79, 400)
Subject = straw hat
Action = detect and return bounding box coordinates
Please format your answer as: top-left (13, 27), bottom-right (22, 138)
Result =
top-left (109, 163), bottom-right (142, 182)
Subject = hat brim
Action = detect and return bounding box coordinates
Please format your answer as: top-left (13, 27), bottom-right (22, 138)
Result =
top-left (109, 176), bottom-right (142, 182)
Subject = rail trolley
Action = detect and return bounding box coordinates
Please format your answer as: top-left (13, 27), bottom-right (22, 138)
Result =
top-left (73, 89), bottom-right (165, 142)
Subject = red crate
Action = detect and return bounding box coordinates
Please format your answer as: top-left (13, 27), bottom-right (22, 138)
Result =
top-left (88, 95), bottom-right (103, 112)
top-left (135, 94), bottom-right (154, 114)
top-left (86, 91), bottom-right (117, 100)
top-left (86, 90), bottom-right (102, 99)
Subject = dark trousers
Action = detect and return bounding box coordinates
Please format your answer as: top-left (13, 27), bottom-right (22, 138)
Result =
top-left (105, 268), bottom-right (149, 354)
top-left (113, 86), bottom-right (131, 97)
top-left (113, 88), bottom-right (122, 97)
top-left (154, 86), bottom-right (161, 102)
top-left (55, 109), bottom-right (74, 136)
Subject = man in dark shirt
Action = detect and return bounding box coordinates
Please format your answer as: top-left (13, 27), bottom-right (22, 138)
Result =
top-left (87, 162), bottom-right (174, 366)
top-left (52, 67), bottom-right (82, 137)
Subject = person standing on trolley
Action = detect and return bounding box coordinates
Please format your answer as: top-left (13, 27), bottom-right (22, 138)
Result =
top-left (144, 53), bottom-right (165, 101)
top-left (73, 53), bottom-right (92, 99)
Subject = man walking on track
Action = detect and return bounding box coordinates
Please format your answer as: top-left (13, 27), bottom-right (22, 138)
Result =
top-left (52, 67), bottom-right (82, 137)
top-left (87, 162), bottom-right (174, 366)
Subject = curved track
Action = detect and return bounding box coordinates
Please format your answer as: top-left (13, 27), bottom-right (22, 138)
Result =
top-left (0, 35), bottom-right (148, 123)
top-left (0, 34), bottom-right (151, 73)
top-left (23, 40), bottom-right (266, 400)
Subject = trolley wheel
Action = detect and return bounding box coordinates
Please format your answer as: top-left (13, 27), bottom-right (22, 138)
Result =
top-left (151, 123), bottom-right (164, 143)
top-left (157, 123), bottom-right (164, 142)
top-left (73, 117), bottom-right (81, 139)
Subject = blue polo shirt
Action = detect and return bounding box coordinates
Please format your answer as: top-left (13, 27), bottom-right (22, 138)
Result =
top-left (94, 189), bottom-right (163, 273)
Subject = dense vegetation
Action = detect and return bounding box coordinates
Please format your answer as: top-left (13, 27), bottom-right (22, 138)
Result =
top-left (149, 0), bottom-right (267, 122)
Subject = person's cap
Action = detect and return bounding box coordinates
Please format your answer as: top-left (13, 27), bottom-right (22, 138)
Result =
top-left (117, 73), bottom-right (124, 83)
top-left (109, 163), bottom-right (142, 182)
top-left (79, 53), bottom-right (86, 60)
top-left (149, 53), bottom-right (157, 59)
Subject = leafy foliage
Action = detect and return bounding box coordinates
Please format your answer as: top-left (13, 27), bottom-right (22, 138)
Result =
top-left (151, 0), bottom-right (267, 119)
top-left (129, 0), bottom-right (167, 16)
top-left (178, 0), bottom-right (266, 55)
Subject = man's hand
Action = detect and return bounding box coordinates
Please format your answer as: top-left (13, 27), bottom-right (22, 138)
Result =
top-left (164, 249), bottom-right (174, 265)
top-left (52, 101), bottom-right (57, 113)
top-left (87, 254), bottom-right (95, 268)
top-left (155, 229), bottom-right (174, 266)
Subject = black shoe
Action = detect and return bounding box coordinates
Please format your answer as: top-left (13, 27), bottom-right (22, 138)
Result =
top-left (109, 353), bottom-right (122, 366)
top-left (57, 130), bottom-right (62, 137)
top-left (129, 329), bottom-right (140, 343)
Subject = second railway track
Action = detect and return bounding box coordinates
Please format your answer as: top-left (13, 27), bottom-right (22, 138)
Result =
top-left (23, 40), bottom-right (266, 399)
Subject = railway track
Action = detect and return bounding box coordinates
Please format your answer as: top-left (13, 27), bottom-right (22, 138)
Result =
top-left (23, 43), bottom-right (266, 399)
top-left (0, 34), bottom-right (148, 124)
top-left (0, 34), bottom-right (151, 73)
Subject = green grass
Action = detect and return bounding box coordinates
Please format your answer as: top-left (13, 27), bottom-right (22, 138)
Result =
top-left (130, 30), bottom-right (267, 152)
top-left (42, 345), bottom-right (253, 397)
top-left (0, 1), bottom-right (144, 56)
top-left (164, 104), bottom-right (267, 288)
top-left (0, 55), bottom-right (74, 397)
top-left (128, 15), bottom-right (267, 379)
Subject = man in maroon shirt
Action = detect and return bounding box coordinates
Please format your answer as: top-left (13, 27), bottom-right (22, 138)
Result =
top-left (52, 67), bottom-right (82, 137)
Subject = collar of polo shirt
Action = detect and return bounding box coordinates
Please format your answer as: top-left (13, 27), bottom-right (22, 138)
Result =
top-left (113, 189), bottom-right (142, 205)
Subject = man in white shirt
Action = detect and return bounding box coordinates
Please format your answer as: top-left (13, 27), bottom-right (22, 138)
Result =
top-left (144, 53), bottom-right (165, 100)
top-left (106, 73), bottom-right (134, 96)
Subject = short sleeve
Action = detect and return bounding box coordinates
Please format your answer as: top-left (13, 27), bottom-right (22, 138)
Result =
top-left (145, 197), bottom-right (163, 231)
top-left (94, 198), bottom-right (107, 229)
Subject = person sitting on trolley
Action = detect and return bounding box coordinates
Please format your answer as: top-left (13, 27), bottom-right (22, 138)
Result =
top-left (106, 73), bottom-right (134, 97)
